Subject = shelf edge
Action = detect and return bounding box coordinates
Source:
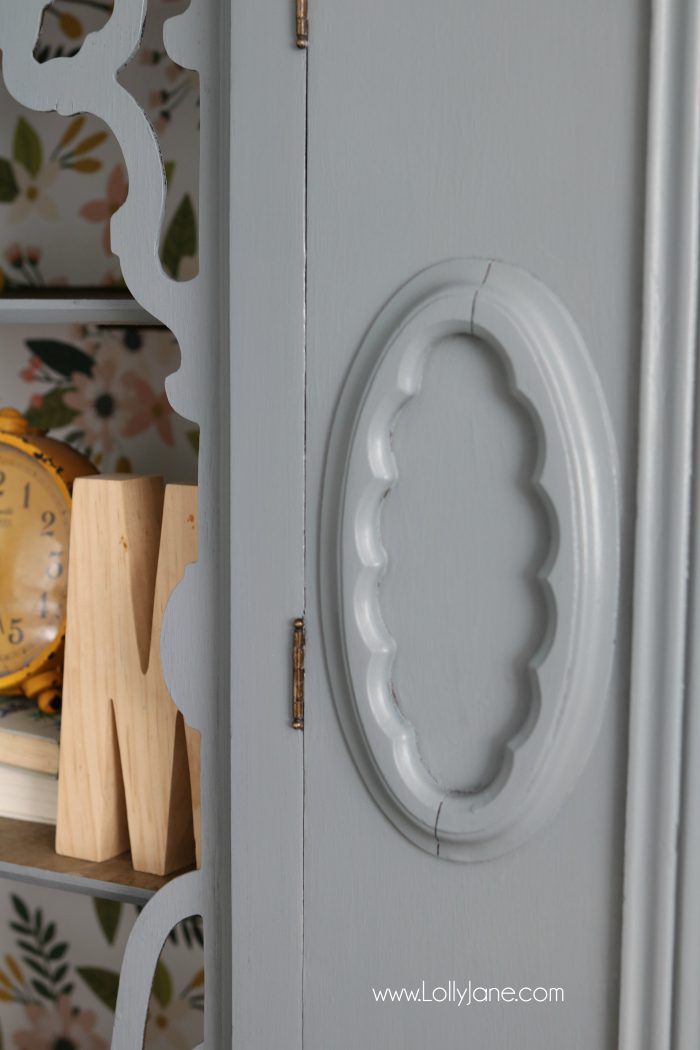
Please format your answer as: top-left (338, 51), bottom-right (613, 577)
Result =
top-left (0, 298), bottom-right (159, 325)
top-left (0, 858), bottom-right (156, 904)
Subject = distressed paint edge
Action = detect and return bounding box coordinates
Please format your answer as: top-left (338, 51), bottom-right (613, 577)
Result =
top-left (617, 2), bottom-right (700, 1048)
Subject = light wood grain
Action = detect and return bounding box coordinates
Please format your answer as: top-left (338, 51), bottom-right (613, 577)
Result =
top-left (185, 726), bottom-right (201, 868)
top-left (0, 725), bottom-right (59, 776)
top-left (56, 476), bottom-right (200, 876)
top-left (0, 816), bottom-right (190, 894)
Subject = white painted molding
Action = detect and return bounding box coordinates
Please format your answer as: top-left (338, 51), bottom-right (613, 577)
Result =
top-left (618, 3), bottom-right (700, 1049)
top-left (321, 259), bottom-right (620, 861)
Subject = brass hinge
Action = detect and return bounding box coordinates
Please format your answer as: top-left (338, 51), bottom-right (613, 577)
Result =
top-left (292, 617), bottom-right (305, 729)
top-left (296, 0), bottom-right (308, 48)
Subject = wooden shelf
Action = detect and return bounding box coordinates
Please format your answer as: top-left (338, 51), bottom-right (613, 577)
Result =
top-left (0, 295), bottom-right (158, 326)
top-left (0, 818), bottom-right (191, 904)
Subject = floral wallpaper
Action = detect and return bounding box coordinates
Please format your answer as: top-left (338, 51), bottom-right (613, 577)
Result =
top-left (0, 0), bottom-right (199, 289)
top-left (0, 886), bottom-right (204, 1049)
top-left (1, 324), bottom-right (197, 480)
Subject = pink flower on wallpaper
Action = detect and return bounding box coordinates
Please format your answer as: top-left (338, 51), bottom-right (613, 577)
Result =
top-left (12, 995), bottom-right (107, 1050)
top-left (122, 374), bottom-right (175, 447)
top-left (79, 164), bottom-right (128, 255)
top-left (4, 243), bottom-right (22, 267)
top-left (19, 357), bottom-right (42, 382)
top-left (63, 357), bottom-right (130, 455)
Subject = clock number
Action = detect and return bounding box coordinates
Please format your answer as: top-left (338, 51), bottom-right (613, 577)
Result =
top-left (47, 551), bottom-right (63, 580)
top-left (9, 618), bottom-right (24, 646)
top-left (40, 510), bottom-right (56, 537)
top-left (0, 470), bottom-right (4, 497)
top-left (40, 592), bottom-right (48, 619)
top-left (22, 482), bottom-right (30, 509)
top-left (0, 616), bottom-right (24, 646)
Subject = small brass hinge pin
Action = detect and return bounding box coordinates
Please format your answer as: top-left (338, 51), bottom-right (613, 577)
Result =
top-left (292, 617), bottom-right (305, 729)
top-left (296, 0), bottom-right (308, 48)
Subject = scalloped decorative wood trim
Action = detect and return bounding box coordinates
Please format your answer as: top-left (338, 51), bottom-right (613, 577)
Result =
top-left (322, 259), bottom-right (620, 861)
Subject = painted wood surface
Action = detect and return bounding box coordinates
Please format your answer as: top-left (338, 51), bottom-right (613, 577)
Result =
top-left (226, 3), bottom-right (305, 1048)
top-left (305, 0), bottom-right (647, 1046)
top-left (619, 3), bottom-right (700, 1049)
top-left (8, 2), bottom-right (700, 1048)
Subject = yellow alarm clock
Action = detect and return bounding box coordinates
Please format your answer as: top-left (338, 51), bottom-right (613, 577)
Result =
top-left (0, 407), bottom-right (97, 713)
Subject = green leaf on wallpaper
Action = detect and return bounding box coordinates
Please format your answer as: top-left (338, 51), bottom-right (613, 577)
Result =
top-left (186, 429), bottom-right (199, 454)
top-left (164, 160), bottom-right (176, 186)
top-left (25, 339), bottom-right (94, 378)
top-left (17, 939), bottom-right (43, 958)
top-left (52, 963), bottom-right (69, 985)
top-left (25, 388), bottom-right (79, 432)
top-left (76, 966), bottom-right (120, 1012)
top-left (0, 158), bottom-right (18, 203)
top-left (30, 974), bottom-right (54, 999)
top-left (162, 192), bottom-right (197, 278)
top-left (94, 898), bottom-right (122, 945)
top-left (30, 979), bottom-right (55, 1002)
top-left (152, 960), bottom-right (173, 1008)
top-left (11, 894), bottom-right (30, 924)
top-left (23, 956), bottom-right (52, 981)
top-left (13, 117), bottom-right (42, 178)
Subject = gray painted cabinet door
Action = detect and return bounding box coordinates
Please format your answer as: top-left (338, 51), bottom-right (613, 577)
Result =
top-left (304, 1), bottom-right (648, 1047)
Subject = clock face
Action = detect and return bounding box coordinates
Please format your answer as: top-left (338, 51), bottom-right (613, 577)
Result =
top-left (0, 443), bottom-right (70, 682)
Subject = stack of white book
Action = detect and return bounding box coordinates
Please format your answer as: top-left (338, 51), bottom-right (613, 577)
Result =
top-left (0, 698), bottom-right (59, 825)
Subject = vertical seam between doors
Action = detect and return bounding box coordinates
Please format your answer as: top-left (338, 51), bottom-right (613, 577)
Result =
top-left (301, 37), bottom-right (309, 1050)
